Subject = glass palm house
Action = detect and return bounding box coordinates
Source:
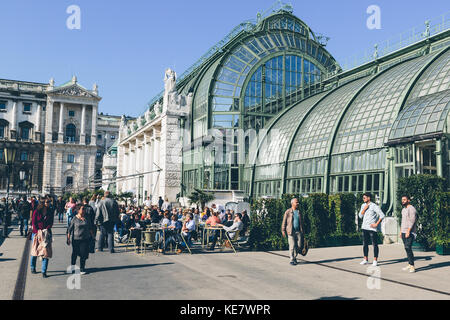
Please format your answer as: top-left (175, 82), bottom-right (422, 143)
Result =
top-left (145, 6), bottom-right (450, 214)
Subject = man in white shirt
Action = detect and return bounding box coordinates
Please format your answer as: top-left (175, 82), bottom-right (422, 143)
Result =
top-left (358, 193), bottom-right (385, 267)
top-left (144, 197), bottom-right (151, 208)
top-left (177, 214), bottom-right (195, 253)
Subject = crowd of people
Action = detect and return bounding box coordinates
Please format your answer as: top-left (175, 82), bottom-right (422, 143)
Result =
top-left (0, 192), bottom-right (252, 277)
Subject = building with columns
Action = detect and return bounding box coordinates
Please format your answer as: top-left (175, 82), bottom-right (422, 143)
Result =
top-left (0, 75), bottom-right (121, 197)
top-left (117, 69), bottom-right (190, 204)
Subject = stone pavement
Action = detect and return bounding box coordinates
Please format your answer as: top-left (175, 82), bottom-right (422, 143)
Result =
top-left (1, 222), bottom-right (449, 300)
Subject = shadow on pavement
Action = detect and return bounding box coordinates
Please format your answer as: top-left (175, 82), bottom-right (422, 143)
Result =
top-left (377, 256), bottom-right (433, 266)
top-left (0, 258), bottom-right (16, 262)
top-left (87, 262), bottom-right (175, 274)
top-left (305, 257), bottom-right (361, 264)
top-left (415, 261), bottom-right (450, 272)
top-left (317, 296), bottom-right (359, 300)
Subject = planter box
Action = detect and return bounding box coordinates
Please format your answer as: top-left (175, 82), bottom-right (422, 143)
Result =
top-left (436, 244), bottom-right (450, 255)
top-left (412, 242), bottom-right (428, 252)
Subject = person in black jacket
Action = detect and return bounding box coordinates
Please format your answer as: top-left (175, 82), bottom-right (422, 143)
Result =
top-left (241, 210), bottom-right (250, 235)
top-left (18, 196), bottom-right (32, 237)
top-left (55, 196), bottom-right (65, 223)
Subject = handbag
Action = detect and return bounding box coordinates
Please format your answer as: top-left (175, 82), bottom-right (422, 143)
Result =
top-left (300, 238), bottom-right (309, 256)
top-left (89, 237), bottom-right (95, 253)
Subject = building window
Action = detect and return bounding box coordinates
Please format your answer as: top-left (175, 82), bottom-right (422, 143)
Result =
top-left (20, 151), bottom-right (28, 161)
top-left (97, 134), bottom-right (102, 140)
top-left (21, 127), bottom-right (30, 140)
top-left (0, 101), bottom-right (6, 111)
top-left (65, 124), bottom-right (76, 142)
top-left (66, 176), bottom-right (74, 186)
top-left (23, 103), bottom-right (32, 113)
top-left (0, 149), bottom-right (3, 161)
top-left (67, 154), bottom-right (75, 163)
top-left (110, 135), bottom-right (116, 140)
top-left (0, 125), bottom-right (4, 139)
top-left (96, 151), bottom-right (102, 161)
top-left (69, 110), bottom-right (75, 117)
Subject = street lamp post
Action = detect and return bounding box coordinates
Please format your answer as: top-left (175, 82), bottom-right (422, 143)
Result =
top-left (19, 170), bottom-right (26, 195)
top-left (3, 147), bottom-right (17, 238)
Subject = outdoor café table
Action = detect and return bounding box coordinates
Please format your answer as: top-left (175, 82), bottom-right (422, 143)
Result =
top-left (202, 225), bottom-right (225, 249)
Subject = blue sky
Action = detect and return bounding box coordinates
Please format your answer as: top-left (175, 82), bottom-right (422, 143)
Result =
top-left (0, 0), bottom-right (448, 117)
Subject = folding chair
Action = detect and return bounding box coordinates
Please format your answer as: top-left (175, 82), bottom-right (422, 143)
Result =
top-left (125, 229), bottom-right (138, 253)
top-left (141, 230), bottom-right (158, 255)
top-left (224, 230), bottom-right (240, 254)
top-left (179, 232), bottom-right (193, 255)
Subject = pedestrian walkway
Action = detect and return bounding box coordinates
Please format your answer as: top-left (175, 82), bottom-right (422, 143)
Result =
top-left (1, 222), bottom-right (449, 300)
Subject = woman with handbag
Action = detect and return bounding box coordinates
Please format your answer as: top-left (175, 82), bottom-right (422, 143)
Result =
top-left (30, 198), bottom-right (54, 278)
top-left (67, 204), bottom-right (95, 275)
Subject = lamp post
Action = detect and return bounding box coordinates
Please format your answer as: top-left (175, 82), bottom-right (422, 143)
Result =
top-left (3, 146), bottom-right (17, 238)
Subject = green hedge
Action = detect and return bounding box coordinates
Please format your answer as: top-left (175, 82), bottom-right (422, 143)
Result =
top-left (434, 192), bottom-right (450, 247)
top-left (329, 193), bottom-right (357, 235)
top-left (305, 194), bottom-right (329, 247)
top-left (397, 174), bottom-right (447, 250)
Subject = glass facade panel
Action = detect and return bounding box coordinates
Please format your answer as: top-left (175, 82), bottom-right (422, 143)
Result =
top-left (333, 53), bottom-right (438, 154)
top-left (289, 77), bottom-right (369, 161)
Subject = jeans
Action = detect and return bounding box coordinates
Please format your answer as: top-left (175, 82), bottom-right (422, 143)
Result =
top-left (19, 218), bottom-right (29, 235)
top-left (288, 231), bottom-right (304, 262)
top-left (180, 232), bottom-right (192, 249)
top-left (363, 229), bottom-right (379, 258)
top-left (402, 233), bottom-right (415, 266)
top-left (58, 212), bottom-right (64, 223)
top-left (98, 222), bottom-right (114, 252)
top-left (30, 234), bottom-right (49, 273)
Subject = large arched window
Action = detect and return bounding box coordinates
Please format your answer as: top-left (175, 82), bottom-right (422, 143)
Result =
top-left (242, 54), bottom-right (321, 132)
top-left (65, 124), bottom-right (77, 142)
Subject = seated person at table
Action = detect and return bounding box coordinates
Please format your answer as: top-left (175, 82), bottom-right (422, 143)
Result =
top-left (206, 211), bottom-right (221, 226)
top-left (151, 207), bottom-right (161, 224)
top-left (177, 214), bottom-right (195, 253)
top-left (163, 214), bottom-right (182, 252)
top-left (160, 212), bottom-right (170, 227)
top-left (208, 213), bottom-right (243, 251)
top-left (126, 215), bottom-right (143, 247)
top-left (223, 213), bottom-right (234, 227)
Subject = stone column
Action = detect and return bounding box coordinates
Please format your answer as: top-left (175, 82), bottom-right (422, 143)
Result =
top-left (58, 102), bottom-right (65, 143)
top-left (46, 99), bottom-right (54, 143)
top-left (10, 100), bottom-right (17, 139)
top-left (91, 104), bottom-right (98, 146)
top-left (36, 103), bottom-right (41, 133)
top-left (80, 104), bottom-right (86, 145)
top-left (143, 134), bottom-right (150, 199)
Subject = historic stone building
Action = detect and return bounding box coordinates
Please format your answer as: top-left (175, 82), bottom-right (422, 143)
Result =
top-left (0, 76), bottom-right (121, 197)
top-left (117, 69), bottom-right (190, 204)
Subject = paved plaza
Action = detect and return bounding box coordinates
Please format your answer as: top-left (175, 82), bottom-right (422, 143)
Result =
top-left (0, 222), bottom-right (449, 300)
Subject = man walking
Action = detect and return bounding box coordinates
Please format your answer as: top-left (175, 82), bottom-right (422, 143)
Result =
top-left (55, 196), bottom-right (65, 223)
top-left (400, 195), bottom-right (417, 273)
top-left (95, 191), bottom-right (120, 253)
top-left (282, 198), bottom-right (305, 266)
top-left (18, 196), bottom-right (31, 237)
top-left (358, 193), bottom-right (385, 266)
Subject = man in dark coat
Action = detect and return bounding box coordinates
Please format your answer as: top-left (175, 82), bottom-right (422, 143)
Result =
top-left (18, 196), bottom-right (32, 237)
top-left (95, 191), bottom-right (119, 253)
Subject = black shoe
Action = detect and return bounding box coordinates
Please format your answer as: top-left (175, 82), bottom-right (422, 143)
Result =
top-left (290, 261), bottom-right (296, 266)
top-left (31, 269), bottom-right (37, 274)
top-left (42, 273), bottom-right (48, 278)
top-left (293, 260), bottom-right (298, 265)
top-left (20, 232), bottom-right (23, 236)
top-left (110, 249), bottom-right (115, 254)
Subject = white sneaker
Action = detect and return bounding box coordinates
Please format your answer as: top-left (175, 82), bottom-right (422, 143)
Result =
top-left (372, 261), bottom-right (378, 267)
top-left (402, 265), bottom-right (411, 271)
top-left (409, 266), bottom-right (416, 273)
top-left (360, 259), bottom-right (369, 265)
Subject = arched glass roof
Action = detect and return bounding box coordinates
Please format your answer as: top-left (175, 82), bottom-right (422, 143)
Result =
top-left (287, 76), bottom-right (371, 161)
top-left (211, 30), bottom-right (337, 112)
top-left (389, 90), bottom-right (450, 142)
top-left (255, 92), bottom-right (327, 166)
top-left (407, 49), bottom-right (450, 101)
top-left (332, 53), bottom-right (439, 155)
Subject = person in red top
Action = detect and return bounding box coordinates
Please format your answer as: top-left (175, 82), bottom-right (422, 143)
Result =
top-left (30, 197), bottom-right (54, 278)
top-left (206, 211), bottom-right (221, 226)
